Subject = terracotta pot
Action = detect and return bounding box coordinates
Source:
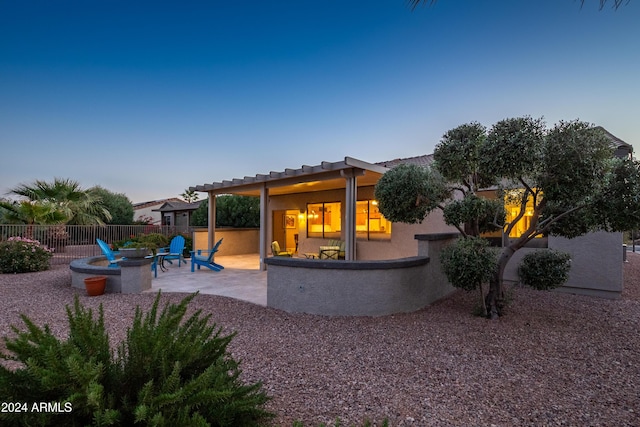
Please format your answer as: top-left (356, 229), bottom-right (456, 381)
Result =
top-left (84, 276), bottom-right (107, 296)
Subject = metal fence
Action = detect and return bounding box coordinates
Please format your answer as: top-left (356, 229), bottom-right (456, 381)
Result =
top-left (0, 224), bottom-right (194, 265)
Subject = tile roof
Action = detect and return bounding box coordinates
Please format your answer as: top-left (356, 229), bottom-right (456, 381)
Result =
top-left (153, 200), bottom-right (202, 212)
top-left (133, 198), bottom-right (184, 209)
top-left (376, 154), bottom-right (434, 168)
top-left (596, 126), bottom-right (633, 158)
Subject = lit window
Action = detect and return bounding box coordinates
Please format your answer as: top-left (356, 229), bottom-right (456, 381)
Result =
top-left (478, 189), bottom-right (546, 247)
top-left (356, 200), bottom-right (392, 240)
top-left (504, 189), bottom-right (542, 238)
top-left (307, 202), bottom-right (341, 238)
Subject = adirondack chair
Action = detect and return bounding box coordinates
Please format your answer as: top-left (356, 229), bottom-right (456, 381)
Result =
top-left (190, 238), bottom-right (224, 272)
top-left (96, 238), bottom-right (121, 268)
top-left (271, 241), bottom-right (293, 257)
top-left (157, 235), bottom-right (186, 267)
top-left (96, 238), bottom-right (158, 276)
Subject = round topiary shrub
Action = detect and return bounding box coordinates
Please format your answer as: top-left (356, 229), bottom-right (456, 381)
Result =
top-left (518, 249), bottom-right (571, 290)
top-left (440, 237), bottom-right (498, 292)
top-left (0, 237), bottom-right (53, 273)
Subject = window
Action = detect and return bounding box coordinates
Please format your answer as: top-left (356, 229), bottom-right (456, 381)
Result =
top-left (356, 200), bottom-right (392, 241)
top-left (504, 189), bottom-right (542, 238)
top-left (479, 189), bottom-right (546, 247)
top-left (307, 202), bottom-right (341, 238)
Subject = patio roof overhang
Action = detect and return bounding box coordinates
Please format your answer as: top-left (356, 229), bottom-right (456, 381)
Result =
top-left (189, 156), bottom-right (389, 197)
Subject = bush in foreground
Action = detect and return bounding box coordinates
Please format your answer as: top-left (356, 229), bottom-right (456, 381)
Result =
top-left (0, 293), bottom-right (273, 426)
top-left (518, 249), bottom-right (572, 290)
top-left (0, 236), bottom-right (53, 273)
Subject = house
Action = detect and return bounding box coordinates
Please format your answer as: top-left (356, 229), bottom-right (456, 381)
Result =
top-left (152, 200), bottom-right (202, 233)
top-left (133, 198), bottom-right (184, 225)
top-left (190, 128), bottom-right (632, 301)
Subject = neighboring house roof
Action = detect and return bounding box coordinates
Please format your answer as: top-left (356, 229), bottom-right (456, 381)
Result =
top-left (133, 198), bottom-right (184, 209)
top-left (153, 200), bottom-right (202, 213)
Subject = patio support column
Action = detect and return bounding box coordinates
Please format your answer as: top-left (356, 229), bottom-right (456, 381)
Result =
top-left (341, 169), bottom-right (361, 261)
top-left (208, 192), bottom-right (216, 250)
top-left (259, 184), bottom-right (269, 270)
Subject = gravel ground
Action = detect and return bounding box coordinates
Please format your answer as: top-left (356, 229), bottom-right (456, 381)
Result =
top-left (1, 256), bottom-right (639, 427)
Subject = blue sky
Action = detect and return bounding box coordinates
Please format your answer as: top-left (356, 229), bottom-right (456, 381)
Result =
top-left (1, 0), bottom-right (638, 203)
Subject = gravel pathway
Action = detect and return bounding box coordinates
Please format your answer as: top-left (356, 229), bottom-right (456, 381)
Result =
top-left (1, 255), bottom-right (639, 426)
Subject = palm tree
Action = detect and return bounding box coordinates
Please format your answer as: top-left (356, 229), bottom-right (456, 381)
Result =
top-left (0, 200), bottom-right (67, 225)
top-left (408, 0), bottom-right (629, 9)
top-left (9, 178), bottom-right (112, 225)
top-left (0, 199), bottom-right (68, 239)
top-left (181, 189), bottom-right (199, 204)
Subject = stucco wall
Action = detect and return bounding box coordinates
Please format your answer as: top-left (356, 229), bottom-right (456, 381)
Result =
top-left (192, 228), bottom-right (260, 256)
top-left (265, 233), bottom-right (459, 316)
top-left (502, 231), bottom-right (624, 299)
top-left (133, 204), bottom-right (162, 225)
top-left (265, 257), bottom-right (430, 316)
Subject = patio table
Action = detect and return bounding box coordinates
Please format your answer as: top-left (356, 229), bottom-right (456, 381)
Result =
top-left (153, 253), bottom-right (170, 273)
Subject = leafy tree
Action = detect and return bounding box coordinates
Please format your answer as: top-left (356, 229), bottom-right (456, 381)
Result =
top-left (0, 199), bottom-right (7, 223)
top-left (375, 117), bottom-right (640, 318)
top-left (8, 178), bottom-right (111, 225)
top-left (91, 186), bottom-right (135, 225)
top-left (191, 199), bottom-right (208, 227)
top-left (181, 189), bottom-right (199, 203)
top-left (191, 196), bottom-right (260, 228)
top-left (0, 198), bottom-right (68, 240)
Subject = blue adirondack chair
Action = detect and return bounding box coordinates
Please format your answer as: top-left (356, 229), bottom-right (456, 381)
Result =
top-left (96, 238), bottom-right (158, 276)
top-left (157, 235), bottom-right (186, 267)
top-left (190, 238), bottom-right (224, 272)
top-left (96, 238), bottom-right (121, 268)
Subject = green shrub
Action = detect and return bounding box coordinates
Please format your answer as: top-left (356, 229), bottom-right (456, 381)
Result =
top-left (0, 237), bottom-right (53, 273)
top-left (518, 249), bottom-right (572, 290)
top-left (138, 232), bottom-right (169, 249)
top-left (0, 293), bottom-right (273, 426)
top-left (440, 237), bottom-right (498, 292)
top-left (113, 233), bottom-right (169, 253)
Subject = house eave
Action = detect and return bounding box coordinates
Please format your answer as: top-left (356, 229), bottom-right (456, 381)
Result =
top-left (190, 156), bottom-right (389, 196)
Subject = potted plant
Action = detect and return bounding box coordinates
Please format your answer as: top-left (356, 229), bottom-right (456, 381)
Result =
top-left (118, 241), bottom-right (153, 258)
top-left (84, 276), bottom-right (107, 296)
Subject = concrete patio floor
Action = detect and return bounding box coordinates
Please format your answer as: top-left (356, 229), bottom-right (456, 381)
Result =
top-left (148, 253), bottom-right (267, 306)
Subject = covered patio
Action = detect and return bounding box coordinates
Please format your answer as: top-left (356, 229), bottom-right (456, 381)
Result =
top-left (190, 157), bottom-right (389, 269)
top-left (187, 156), bottom-right (458, 316)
